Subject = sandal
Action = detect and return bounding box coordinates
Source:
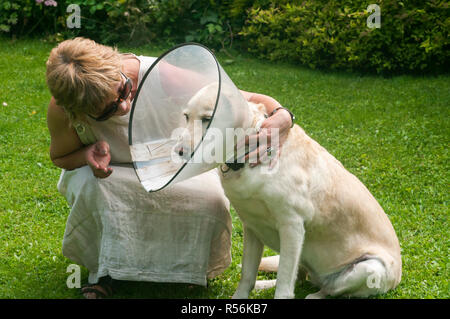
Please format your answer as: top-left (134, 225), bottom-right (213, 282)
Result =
top-left (81, 276), bottom-right (114, 299)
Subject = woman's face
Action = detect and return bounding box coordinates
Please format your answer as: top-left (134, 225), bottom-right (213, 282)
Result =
top-left (90, 72), bottom-right (133, 121)
top-left (109, 80), bottom-right (132, 116)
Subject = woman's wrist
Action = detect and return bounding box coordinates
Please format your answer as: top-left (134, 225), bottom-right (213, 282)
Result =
top-left (51, 145), bottom-right (91, 170)
top-left (270, 107), bottom-right (295, 128)
top-left (240, 90), bottom-right (295, 128)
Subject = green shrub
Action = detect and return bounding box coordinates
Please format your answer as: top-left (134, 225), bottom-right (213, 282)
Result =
top-left (0, 0), bottom-right (243, 47)
top-left (64, 0), bottom-right (155, 44)
top-left (2, 1), bottom-right (447, 74)
top-left (240, 0), bottom-right (450, 73)
top-left (0, 0), bottom-right (66, 36)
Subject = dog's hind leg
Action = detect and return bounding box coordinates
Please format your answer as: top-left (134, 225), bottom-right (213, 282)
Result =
top-left (254, 279), bottom-right (277, 290)
top-left (255, 256), bottom-right (308, 291)
top-left (258, 255), bottom-right (279, 272)
top-left (232, 226), bottom-right (264, 299)
top-left (256, 255), bottom-right (280, 291)
top-left (314, 258), bottom-right (391, 298)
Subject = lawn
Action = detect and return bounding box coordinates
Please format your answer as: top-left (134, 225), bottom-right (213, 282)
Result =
top-left (0, 37), bottom-right (448, 299)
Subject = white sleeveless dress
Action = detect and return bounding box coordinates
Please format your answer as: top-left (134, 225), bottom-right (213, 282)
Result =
top-left (57, 55), bottom-right (232, 285)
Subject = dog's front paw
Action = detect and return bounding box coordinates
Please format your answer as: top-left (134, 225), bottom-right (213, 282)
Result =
top-left (274, 292), bottom-right (295, 299)
top-left (232, 290), bottom-right (250, 299)
top-left (305, 290), bottom-right (327, 299)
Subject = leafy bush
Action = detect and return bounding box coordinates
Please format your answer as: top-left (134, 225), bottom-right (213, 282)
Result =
top-left (2, 0), bottom-right (448, 73)
top-left (240, 0), bottom-right (450, 73)
top-left (0, 0), bottom-right (66, 36)
top-left (64, 0), bottom-right (155, 44)
top-left (0, 0), bottom-right (243, 47)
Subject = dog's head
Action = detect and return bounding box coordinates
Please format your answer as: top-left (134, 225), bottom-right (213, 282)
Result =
top-left (174, 82), bottom-right (219, 159)
top-left (173, 82), bottom-right (267, 163)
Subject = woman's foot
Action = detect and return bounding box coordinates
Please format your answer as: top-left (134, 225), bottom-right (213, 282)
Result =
top-left (81, 276), bottom-right (114, 299)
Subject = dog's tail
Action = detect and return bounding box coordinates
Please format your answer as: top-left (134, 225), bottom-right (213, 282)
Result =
top-left (258, 255), bottom-right (279, 272)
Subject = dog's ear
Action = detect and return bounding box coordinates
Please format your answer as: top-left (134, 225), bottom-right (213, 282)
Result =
top-left (256, 103), bottom-right (268, 117)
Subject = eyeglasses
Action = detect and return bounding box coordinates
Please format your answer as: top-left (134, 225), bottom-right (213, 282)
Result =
top-left (89, 71), bottom-right (132, 122)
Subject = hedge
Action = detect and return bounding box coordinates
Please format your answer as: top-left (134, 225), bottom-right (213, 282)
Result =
top-left (240, 0), bottom-right (450, 73)
top-left (0, 0), bottom-right (245, 47)
top-left (1, 0), bottom-right (448, 74)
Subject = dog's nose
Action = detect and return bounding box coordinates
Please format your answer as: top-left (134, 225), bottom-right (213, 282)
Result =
top-left (177, 147), bottom-right (184, 156)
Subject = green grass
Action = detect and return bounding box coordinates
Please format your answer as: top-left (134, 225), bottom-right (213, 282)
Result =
top-left (0, 38), bottom-right (448, 299)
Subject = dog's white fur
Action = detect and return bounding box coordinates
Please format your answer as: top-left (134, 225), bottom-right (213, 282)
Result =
top-left (180, 83), bottom-right (402, 299)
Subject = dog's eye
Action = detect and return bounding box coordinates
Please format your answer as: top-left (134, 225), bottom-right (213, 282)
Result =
top-left (202, 117), bottom-right (211, 123)
top-left (184, 113), bottom-right (189, 121)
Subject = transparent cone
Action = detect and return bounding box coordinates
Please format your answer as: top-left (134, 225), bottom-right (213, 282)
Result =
top-left (129, 43), bottom-right (251, 192)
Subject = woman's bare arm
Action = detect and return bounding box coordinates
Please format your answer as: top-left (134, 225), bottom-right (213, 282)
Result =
top-left (239, 90), bottom-right (293, 167)
top-left (240, 90), bottom-right (281, 114)
top-left (47, 97), bottom-right (87, 170)
top-left (47, 98), bottom-right (113, 178)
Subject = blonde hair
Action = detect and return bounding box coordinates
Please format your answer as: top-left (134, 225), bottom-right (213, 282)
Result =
top-left (46, 37), bottom-right (122, 120)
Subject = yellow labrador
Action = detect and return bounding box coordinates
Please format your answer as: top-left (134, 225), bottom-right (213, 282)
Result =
top-left (178, 83), bottom-right (401, 299)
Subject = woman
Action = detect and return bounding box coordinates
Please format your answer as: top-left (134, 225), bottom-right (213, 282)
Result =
top-left (46, 37), bottom-right (293, 298)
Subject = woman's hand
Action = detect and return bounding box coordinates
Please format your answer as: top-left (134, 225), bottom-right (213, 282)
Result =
top-left (85, 141), bottom-right (113, 178)
top-left (244, 108), bottom-right (292, 169)
top-left (239, 90), bottom-right (293, 169)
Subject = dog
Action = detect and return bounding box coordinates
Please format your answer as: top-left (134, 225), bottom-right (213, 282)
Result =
top-left (176, 83), bottom-right (402, 299)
